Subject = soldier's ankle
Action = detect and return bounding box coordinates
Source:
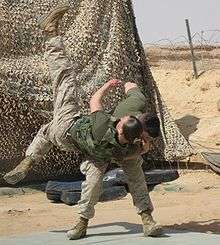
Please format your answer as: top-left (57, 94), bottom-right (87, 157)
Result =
top-left (140, 210), bottom-right (152, 216)
top-left (79, 216), bottom-right (89, 224)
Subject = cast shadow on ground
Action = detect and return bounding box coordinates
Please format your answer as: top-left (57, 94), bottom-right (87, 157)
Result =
top-left (164, 219), bottom-right (220, 235)
top-left (51, 219), bottom-right (220, 236)
top-left (51, 222), bottom-right (169, 238)
top-left (87, 222), bottom-right (154, 238)
top-left (51, 222), bottom-right (142, 236)
top-left (175, 115), bottom-right (200, 140)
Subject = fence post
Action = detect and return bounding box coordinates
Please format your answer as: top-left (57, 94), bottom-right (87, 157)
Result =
top-left (185, 19), bottom-right (198, 79)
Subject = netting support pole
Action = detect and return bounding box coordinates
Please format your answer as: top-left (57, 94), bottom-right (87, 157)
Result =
top-left (185, 19), bottom-right (198, 79)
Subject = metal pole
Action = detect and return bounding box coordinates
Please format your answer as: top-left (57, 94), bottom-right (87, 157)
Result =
top-left (185, 19), bottom-right (198, 79)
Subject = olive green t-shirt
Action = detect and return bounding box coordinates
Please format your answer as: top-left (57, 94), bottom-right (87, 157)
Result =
top-left (91, 87), bottom-right (146, 142)
top-left (91, 110), bottom-right (112, 143)
top-left (113, 87), bottom-right (146, 118)
top-left (89, 110), bottom-right (142, 163)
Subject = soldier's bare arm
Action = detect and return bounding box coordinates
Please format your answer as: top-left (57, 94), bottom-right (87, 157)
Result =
top-left (89, 79), bottom-right (122, 113)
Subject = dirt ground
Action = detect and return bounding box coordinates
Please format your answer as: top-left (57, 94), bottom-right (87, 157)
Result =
top-left (0, 171), bottom-right (219, 237)
top-left (151, 67), bottom-right (220, 163)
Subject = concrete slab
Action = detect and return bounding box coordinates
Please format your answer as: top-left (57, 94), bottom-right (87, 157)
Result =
top-left (1, 224), bottom-right (219, 245)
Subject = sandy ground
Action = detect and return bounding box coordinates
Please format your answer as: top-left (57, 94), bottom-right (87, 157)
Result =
top-left (152, 68), bottom-right (220, 163)
top-left (0, 171), bottom-right (219, 237)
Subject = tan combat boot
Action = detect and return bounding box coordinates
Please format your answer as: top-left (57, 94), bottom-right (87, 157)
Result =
top-left (39, 4), bottom-right (70, 36)
top-left (141, 211), bottom-right (163, 237)
top-left (67, 217), bottom-right (88, 240)
top-left (3, 156), bottom-right (34, 185)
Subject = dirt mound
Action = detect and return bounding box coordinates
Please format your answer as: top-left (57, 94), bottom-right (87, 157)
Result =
top-left (152, 68), bottom-right (220, 160)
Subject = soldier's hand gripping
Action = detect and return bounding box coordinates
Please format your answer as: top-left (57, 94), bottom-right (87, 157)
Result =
top-left (124, 82), bottom-right (138, 94)
top-left (106, 79), bottom-right (122, 89)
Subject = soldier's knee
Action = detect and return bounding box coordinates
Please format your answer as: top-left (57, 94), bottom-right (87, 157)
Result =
top-left (86, 175), bottom-right (103, 189)
top-left (49, 122), bottom-right (69, 147)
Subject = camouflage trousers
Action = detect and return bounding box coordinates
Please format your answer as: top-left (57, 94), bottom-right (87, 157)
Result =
top-left (26, 36), bottom-right (153, 220)
top-left (79, 157), bottom-right (153, 220)
top-left (26, 36), bottom-right (80, 161)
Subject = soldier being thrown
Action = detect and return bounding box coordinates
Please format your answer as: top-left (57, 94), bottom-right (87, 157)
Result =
top-left (4, 5), bottom-right (163, 239)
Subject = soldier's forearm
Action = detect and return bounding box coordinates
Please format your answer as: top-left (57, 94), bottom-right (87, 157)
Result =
top-left (89, 83), bottom-right (110, 113)
top-left (90, 80), bottom-right (121, 113)
top-left (123, 142), bottom-right (150, 162)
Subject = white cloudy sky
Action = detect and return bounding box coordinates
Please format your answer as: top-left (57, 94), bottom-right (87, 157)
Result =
top-left (133, 0), bottom-right (220, 44)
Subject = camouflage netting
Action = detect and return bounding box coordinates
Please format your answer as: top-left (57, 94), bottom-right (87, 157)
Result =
top-left (0, 0), bottom-right (194, 185)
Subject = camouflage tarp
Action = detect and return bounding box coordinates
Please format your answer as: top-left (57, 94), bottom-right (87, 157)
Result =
top-left (0, 0), bottom-right (194, 185)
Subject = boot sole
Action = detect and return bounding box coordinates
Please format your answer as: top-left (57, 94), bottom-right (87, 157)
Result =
top-left (144, 226), bottom-right (163, 237)
top-left (3, 171), bottom-right (28, 185)
top-left (39, 5), bottom-right (70, 29)
top-left (67, 230), bottom-right (87, 240)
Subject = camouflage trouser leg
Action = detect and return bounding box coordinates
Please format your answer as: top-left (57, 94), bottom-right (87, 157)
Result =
top-left (78, 160), bottom-right (108, 219)
top-left (119, 157), bottom-right (154, 214)
top-left (26, 123), bottom-right (53, 162)
top-left (26, 36), bottom-right (79, 161)
top-left (78, 157), bottom-right (153, 220)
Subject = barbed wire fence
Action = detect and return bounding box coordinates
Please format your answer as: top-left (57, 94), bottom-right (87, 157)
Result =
top-left (144, 29), bottom-right (220, 74)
